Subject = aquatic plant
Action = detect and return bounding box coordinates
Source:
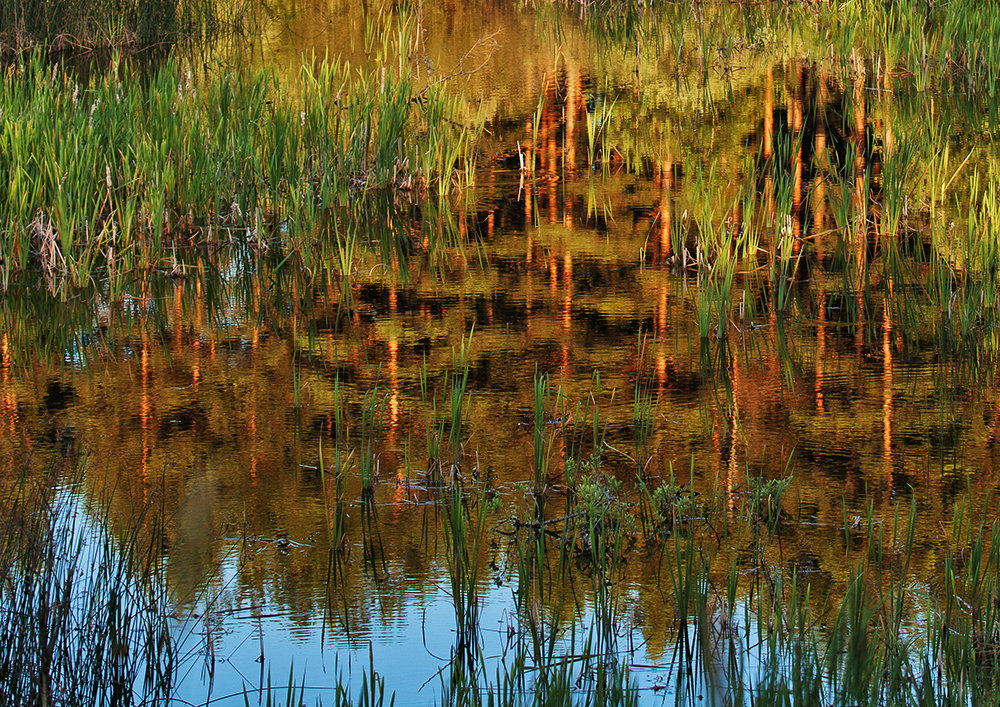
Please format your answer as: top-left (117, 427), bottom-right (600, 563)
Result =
top-left (0, 464), bottom-right (175, 706)
top-left (0, 27), bottom-right (481, 297)
top-left (0, 0), bottom-right (254, 54)
top-left (442, 479), bottom-right (486, 667)
top-left (359, 384), bottom-right (387, 498)
top-left (650, 476), bottom-right (698, 535)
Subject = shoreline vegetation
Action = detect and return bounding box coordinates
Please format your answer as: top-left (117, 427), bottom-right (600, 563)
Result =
top-left (5, 0), bottom-right (1000, 97)
top-left (0, 10), bottom-right (482, 297)
top-left (0, 0), bottom-right (259, 55)
top-left (4, 0), bottom-right (1000, 302)
top-left (6, 0), bottom-right (1000, 705)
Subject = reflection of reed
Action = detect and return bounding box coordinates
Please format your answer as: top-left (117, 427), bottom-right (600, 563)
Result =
top-left (882, 299), bottom-right (893, 488)
top-left (565, 65), bottom-right (580, 174)
top-left (792, 61), bottom-right (805, 244)
top-left (0, 334), bottom-right (16, 439)
top-left (816, 293), bottom-right (826, 415)
top-left (853, 73), bottom-right (868, 357)
top-left (813, 68), bottom-right (828, 263)
top-left (140, 336), bottom-right (151, 490)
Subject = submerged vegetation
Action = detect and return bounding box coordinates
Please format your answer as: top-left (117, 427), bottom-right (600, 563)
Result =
top-left (9, 0), bottom-right (1000, 704)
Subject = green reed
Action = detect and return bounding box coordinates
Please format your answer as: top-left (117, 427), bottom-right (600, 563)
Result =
top-left (0, 0), bottom-right (254, 54)
top-left (442, 479), bottom-right (487, 667)
top-left (419, 329), bottom-right (474, 484)
top-left (419, 354), bottom-right (444, 481)
top-left (449, 328), bottom-right (474, 476)
top-left (531, 371), bottom-right (554, 501)
top-left (359, 384), bottom-right (387, 498)
top-left (585, 91), bottom-right (616, 171)
top-left (0, 32), bottom-right (480, 297)
top-left (632, 331), bottom-right (656, 482)
top-left (0, 462), bottom-right (175, 706)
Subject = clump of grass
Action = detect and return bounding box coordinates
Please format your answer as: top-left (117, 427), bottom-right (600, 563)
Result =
top-left (650, 479), bottom-right (699, 535)
top-left (571, 472), bottom-right (634, 564)
top-left (747, 470), bottom-right (792, 527)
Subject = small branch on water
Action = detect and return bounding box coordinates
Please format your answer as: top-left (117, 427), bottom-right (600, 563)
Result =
top-left (413, 30), bottom-right (501, 100)
top-left (496, 512), bottom-right (583, 536)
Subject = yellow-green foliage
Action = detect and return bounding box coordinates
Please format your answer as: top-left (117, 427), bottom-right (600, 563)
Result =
top-left (0, 50), bottom-right (479, 291)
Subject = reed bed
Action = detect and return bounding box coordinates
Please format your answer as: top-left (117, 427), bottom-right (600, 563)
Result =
top-left (560, 0), bottom-right (1000, 96)
top-left (489, 456), bottom-right (1000, 705)
top-left (0, 28), bottom-right (481, 297)
top-left (0, 0), bottom-right (253, 54)
top-left (9, 329), bottom-right (1000, 704)
top-left (402, 441), bottom-right (1000, 704)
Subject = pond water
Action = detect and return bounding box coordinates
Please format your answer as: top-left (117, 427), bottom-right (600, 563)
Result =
top-left (6, 1), bottom-right (1000, 704)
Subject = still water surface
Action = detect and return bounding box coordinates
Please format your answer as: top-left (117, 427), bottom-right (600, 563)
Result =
top-left (7, 2), bottom-right (1000, 702)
